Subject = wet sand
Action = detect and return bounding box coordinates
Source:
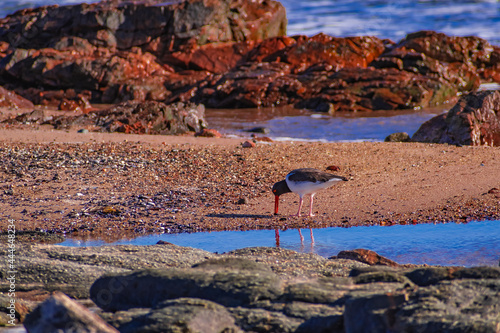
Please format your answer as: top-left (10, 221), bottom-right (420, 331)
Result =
top-left (0, 122), bottom-right (499, 243)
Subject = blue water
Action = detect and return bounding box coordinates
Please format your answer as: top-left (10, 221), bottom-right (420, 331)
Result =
top-left (281, 0), bottom-right (500, 45)
top-left (209, 109), bottom-right (441, 142)
top-left (60, 220), bottom-right (500, 267)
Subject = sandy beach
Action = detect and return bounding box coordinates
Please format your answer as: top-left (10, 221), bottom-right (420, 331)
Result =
top-left (0, 117), bottom-right (499, 243)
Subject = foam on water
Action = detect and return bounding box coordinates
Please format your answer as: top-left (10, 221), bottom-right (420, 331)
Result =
top-left (281, 0), bottom-right (500, 45)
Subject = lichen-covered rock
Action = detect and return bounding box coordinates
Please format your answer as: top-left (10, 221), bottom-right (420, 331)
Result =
top-left (412, 90), bottom-right (500, 146)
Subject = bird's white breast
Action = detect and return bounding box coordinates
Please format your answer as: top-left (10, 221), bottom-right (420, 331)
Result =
top-left (285, 174), bottom-right (342, 197)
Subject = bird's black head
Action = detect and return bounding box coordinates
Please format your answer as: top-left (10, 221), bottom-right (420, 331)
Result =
top-left (272, 180), bottom-right (291, 197)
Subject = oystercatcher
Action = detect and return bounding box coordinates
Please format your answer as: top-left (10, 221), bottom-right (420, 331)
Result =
top-left (272, 168), bottom-right (348, 217)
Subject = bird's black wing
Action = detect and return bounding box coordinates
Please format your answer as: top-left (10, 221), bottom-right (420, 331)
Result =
top-left (288, 168), bottom-right (347, 183)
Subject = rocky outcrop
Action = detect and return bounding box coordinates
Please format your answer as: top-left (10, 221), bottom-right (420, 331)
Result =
top-left (3, 101), bottom-right (208, 134)
top-left (0, 0), bottom-right (498, 112)
top-left (89, 259), bottom-right (500, 333)
top-left (412, 90), bottom-right (500, 146)
top-left (0, 0), bottom-right (286, 107)
top-left (4, 243), bottom-right (499, 332)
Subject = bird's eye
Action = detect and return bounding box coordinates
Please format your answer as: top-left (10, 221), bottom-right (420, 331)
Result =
top-left (272, 189), bottom-right (276, 193)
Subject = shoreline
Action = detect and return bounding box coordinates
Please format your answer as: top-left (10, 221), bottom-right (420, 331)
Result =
top-left (0, 125), bottom-right (499, 243)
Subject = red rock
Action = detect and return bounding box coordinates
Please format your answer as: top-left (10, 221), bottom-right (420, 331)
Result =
top-left (0, 86), bottom-right (34, 109)
top-left (326, 165), bottom-right (340, 171)
top-left (336, 249), bottom-right (400, 267)
top-left (247, 36), bottom-right (297, 62)
top-left (412, 90), bottom-right (500, 146)
top-left (0, 0), bottom-right (495, 114)
top-left (488, 188), bottom-right (499, 194)
top-left (165, 41), bottom-right (256, 73)
top-left (59, 99), bottom-right (81, 111)
top-left (0, 0), bottom-right (285, 105)
top-left (195, 129), bottom-right (222, 138)
top-left (253, 136), bottom-right (273, 142)
top-left (282, 34), bottom-right (385, 73)
top-left (241, 140), bottom-right (256, 148)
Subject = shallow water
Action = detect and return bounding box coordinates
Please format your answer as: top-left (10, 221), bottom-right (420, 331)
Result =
top-left (60, 220), bottom-right (500, 267)
top-left (206, 107), bottom-right (442, 142)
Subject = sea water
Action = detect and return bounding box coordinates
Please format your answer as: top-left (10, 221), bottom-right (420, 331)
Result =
top-left (60, 220), bottom-right (500, 267)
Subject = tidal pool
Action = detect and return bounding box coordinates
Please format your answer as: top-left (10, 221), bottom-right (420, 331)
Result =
top-left (60, 220), bottom-right (500, 267)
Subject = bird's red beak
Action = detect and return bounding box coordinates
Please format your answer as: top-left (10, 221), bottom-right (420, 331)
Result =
top-left (274, 195), bottom-right (279, 215)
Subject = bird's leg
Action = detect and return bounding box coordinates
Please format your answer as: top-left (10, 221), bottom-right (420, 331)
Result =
top-left (308, 194), bottom-right (316, 217)
top-left (309, 228), bottom-right (315, 243)
top-left (298, 229), bottom-right (304, 243)
top-left (293, 196), bottom-right (304, 217)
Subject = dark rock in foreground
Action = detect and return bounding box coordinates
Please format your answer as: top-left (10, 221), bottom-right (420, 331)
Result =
top-left (412, 90), bottom-right (500, 146)
top-left (90, 258), bottom-right (500, 333)
top-left (24, 291), bottom-right (118, 333)
top-left (5, 243), bottom-right (498, 332)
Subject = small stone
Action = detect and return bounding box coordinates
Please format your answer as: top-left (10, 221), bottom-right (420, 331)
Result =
top-left (195, 129), bottom-right (222, 138)
top-left (334, 249), bottom-right (400, 267)
top-left (384, 132), bottom-right (411, 142)
top-left (246, 127), bottom-right (270, 134)
top-left (253, 136), bottom-right (274, 142)
top-left (156, 240), bottom-right (173, 245)
top-left (241, 140), bottom-right (256, 148)
top-left (101, 206), bottom-right (121, 216)
top-left (326, 165), bottom-right (340, 171)
top-left (77, 129), bottom-right (89, 133)
top-left (237, 197), bottom-right (249, 205)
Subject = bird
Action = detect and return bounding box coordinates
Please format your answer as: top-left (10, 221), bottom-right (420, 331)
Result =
top-left (272, 168), bottom-right (348, 217)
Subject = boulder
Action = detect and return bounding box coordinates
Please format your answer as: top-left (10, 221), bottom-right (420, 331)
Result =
top-left (0, 86), bottom-right (34, 109)
top-left (412, 90), bottom-right (500, 146)
top-left (23, 291), bottom-right (118, 333)
top-left (0, 0), bottom-right (286, 105)
top-left (89, 260), bottom-right (284, 311)
top-left (0, 0), bottom-right (285, 53)
top-left (187, 30), bottom-right (489, 111)
top-left (105, 298), bottom-right (242, 333)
